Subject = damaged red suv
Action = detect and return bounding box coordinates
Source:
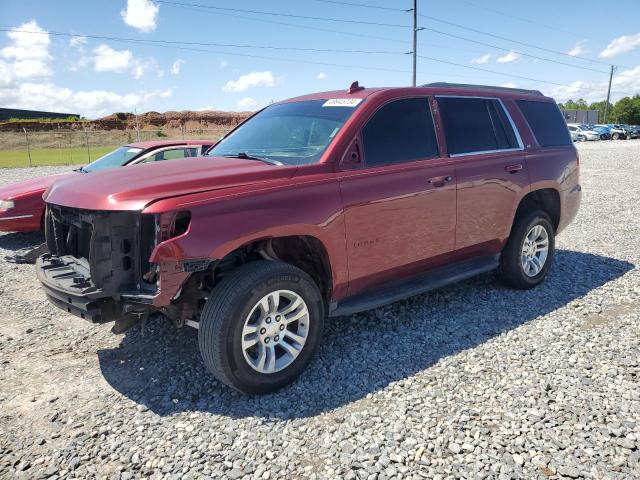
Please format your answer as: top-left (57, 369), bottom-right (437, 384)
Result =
top-left (37, 83), bottom-right (580, 394)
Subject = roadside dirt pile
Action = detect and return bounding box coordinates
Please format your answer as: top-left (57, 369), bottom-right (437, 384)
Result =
top-left (0, 110), bottom-right (251, 132)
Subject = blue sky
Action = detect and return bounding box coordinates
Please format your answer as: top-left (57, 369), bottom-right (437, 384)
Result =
top-left (1, 0), bottom-right (639, 117)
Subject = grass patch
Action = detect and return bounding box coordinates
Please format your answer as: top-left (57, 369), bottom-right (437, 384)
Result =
top-left (0, 147), bottom-right (114, 168)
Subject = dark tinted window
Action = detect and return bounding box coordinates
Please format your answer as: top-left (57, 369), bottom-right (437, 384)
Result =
top-left (516, 100), bottom-right (571, 147)
top-left (437, 97), bottom-right (519, 155)
top-left (362, 98), bottom-right (438, 166)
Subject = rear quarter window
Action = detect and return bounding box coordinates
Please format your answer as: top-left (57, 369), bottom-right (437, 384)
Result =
top-left (436, 97), bottom-right (520, 155)
top-left (516, 100), bottom-right (572, 147)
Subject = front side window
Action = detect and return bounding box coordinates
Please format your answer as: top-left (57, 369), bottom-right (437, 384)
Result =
top-left (82, 146), bottom-right (143, 172)
top-left (516, 100), bottom-right (572, 147)
top-left (207, 100), bottom-right (362, 165)
top-left (437, 97), bottom-right (520, 155)
top-left (362, 97), bottom-right (439, 167)
top-left (141, 147), bottom-right (199, 163)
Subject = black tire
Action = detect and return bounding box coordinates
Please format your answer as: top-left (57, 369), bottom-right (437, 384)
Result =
top-left (612, 133), bottom-right (620, 140)
top-left (498, 211), bottom-right (555, 290)
top-left (198, 260), bottom-right (324, 395)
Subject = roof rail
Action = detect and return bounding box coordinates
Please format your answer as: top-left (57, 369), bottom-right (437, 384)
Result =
top-left (421, 82), bottom-right (543, 96)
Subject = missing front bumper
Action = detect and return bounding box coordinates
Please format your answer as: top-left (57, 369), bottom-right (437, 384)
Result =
top-left (36, 254), bottom-right (152, 323)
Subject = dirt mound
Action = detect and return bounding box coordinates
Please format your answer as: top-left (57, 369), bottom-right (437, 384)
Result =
top-left (0, 110), bottom-right (251, 132)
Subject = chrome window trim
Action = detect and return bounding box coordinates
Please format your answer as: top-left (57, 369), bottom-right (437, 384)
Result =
top-left (130, 145), bottom-right (201, 165)
top-left (435, 95), bottom-right (525, 156)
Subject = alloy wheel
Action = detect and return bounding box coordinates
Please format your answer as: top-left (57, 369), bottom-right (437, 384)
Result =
top-left (520, 224), bottom-right (549, 277)
top-left (241, 290), bottom-right (310, 374)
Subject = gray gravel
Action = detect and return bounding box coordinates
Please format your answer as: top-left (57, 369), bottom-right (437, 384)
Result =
top-left (1, 141), bottom-right (639, 479)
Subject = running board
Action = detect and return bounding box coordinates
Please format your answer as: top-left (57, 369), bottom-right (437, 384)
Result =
top-left (329, 254), bottom-right (500, 317)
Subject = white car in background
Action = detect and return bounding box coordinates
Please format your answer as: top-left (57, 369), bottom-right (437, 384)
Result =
top-left (569, 130), bottom-right (586, 142)
top-left (567, 124), bottom-right (600, 141)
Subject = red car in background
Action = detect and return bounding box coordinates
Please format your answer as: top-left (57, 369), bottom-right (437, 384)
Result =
top-left (0, 140), bottom-right (214, 232)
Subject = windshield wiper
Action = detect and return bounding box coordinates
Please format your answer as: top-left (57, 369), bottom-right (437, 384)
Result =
top-left (220, 152), bottom-right (282, 166)
top-left (74, 166), bottom-right (88, 173)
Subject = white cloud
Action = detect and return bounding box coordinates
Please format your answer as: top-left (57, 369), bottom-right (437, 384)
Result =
top-left (496, 51), bottom-right (520, 63)
top-left (0, 82), bottom-right (172, 118)
top-left (1, 20), bottom-right (51, 61)
top-left (219, 59), bottom-right (228, 68)
top-left (121, 0), bottom-right (159, 33)
top-left (471, 53), bottom-right (491, 64)
top-left (317, 72), bottom-right (327, 80)
top-left (93, 44), bottom-right (133, 73)
top-left (171, 59), bottom-right (185, 75)
top-left (600, 32), bottom-right (640, 58)
top-left (223, 71), bottom-right (279, 92)
top-left (0, 21), bottom-right (53, 87)
top-left (567, 40), bottom-right (587, 57)
top-left (69, 36), bottom-right (87, 48)
top-left (68, 36), bottom-right (90, 72)
top-left (91, 44), bottom-right (159, 78)
top-left (237, 97), bottom-right (257, 109)
top-left (500, 83), bottom-right (517, 88)
top-left (543, 64), bottom-right (640, 103)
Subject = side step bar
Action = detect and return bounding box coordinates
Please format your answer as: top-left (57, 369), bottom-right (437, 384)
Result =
top-left (329, 254), bottom-right (500, 317)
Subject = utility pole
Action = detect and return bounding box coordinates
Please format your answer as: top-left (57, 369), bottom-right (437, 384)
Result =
top-left (603, 65), bottom-right (615, 123)
top-left (412, 0), bottom-right (417, 87)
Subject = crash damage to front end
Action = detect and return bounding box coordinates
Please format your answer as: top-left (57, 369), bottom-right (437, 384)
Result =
top-left (36, 204), bottom-right (195, 332)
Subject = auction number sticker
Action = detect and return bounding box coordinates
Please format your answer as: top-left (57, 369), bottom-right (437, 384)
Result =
top-left (322, 98), bottom-right (362, 107)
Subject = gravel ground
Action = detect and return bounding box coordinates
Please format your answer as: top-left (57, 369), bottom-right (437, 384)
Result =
top-left (0, 141), bottom-right (639, 480)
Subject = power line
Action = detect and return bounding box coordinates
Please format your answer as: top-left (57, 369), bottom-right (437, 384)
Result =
top-left (156, 1), bottom-right (410, 28)
top-left (416, 54), bottom-right (608, 95)
top-left (0, 27), bottom-right (407, 55)
top-left (153, 3), bottom-right (411, 45)
top-left (418, 13), bottom-right (631, 69)
top-left (309, 0), bottom-right (410, 12)
top-left (420, 26), bottom-right (609, 74)
top-left (456, 0), bottom-right (607, 43)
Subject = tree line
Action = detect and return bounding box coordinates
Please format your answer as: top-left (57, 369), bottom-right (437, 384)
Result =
top-left (558, 95), bottom-right (640, 124)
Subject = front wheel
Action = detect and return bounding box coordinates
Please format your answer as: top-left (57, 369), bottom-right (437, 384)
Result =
top-left (498, 211), bottom-right (555, 289)
top-left (198, 261), bottom-right (324, 395)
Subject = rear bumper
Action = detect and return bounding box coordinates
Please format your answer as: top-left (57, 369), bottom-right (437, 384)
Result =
top-left (36, 254), bottom-right (153, 323)
top-left (557, 183), bottom-right (581, 235)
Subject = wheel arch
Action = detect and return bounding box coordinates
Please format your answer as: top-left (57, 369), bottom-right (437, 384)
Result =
top-left (213, 234), bottom-right (335, 300)
top-left (512, 188), bottom-right (561, 233)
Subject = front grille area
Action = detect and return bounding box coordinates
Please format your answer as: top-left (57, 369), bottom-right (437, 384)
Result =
top-left (45, 204), bottom-right (157, 296)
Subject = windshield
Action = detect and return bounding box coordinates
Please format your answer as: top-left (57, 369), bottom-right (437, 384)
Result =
top-left (82, 146), bottom-right (144, 172)
top-left (207, 99), bottom-right (362, 165)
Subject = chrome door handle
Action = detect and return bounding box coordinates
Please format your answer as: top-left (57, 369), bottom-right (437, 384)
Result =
top-left (428, 175), bottom-right (453, 186)
top-left (505, 164), bottom-right (523, 173)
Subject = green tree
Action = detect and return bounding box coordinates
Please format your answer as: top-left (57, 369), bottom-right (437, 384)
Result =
top-left (611, 95), bottom-right (640, 124)
top-left (589, 101), bottom-right (614, 123)
top-left (561, 98), bottom-right (589, 110)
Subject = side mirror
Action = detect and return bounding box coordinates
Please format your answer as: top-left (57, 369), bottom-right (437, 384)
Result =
top-left (341, 137), bottom-right (362, 170)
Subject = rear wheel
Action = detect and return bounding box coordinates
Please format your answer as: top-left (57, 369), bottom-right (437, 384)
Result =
top-left (612, 133), bottom-right (620, 140)
top-left (498, 211), bottom-right (555, 289)
top-left (198, 261), bottom-right (324, 394)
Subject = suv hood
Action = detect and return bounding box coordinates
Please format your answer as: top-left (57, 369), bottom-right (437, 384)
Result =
top-left (45, 156), bottom-right (296, 211)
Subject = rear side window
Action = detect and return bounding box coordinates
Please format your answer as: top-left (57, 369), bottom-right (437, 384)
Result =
top-left (516, 100), bottom-right (571, 147)
top-left (362, 97), bottom-right (438, 166)
top-left (436, 97), bottom-right (520, 155)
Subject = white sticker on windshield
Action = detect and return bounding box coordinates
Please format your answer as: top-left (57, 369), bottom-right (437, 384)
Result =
top-left (322, 98), bottom-right (362, 107)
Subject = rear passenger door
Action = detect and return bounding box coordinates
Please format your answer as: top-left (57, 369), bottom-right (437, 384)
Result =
top-left (436, 96), bottom-right (529, 253)
top-left (339, 97), bottom-right (457, 295)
